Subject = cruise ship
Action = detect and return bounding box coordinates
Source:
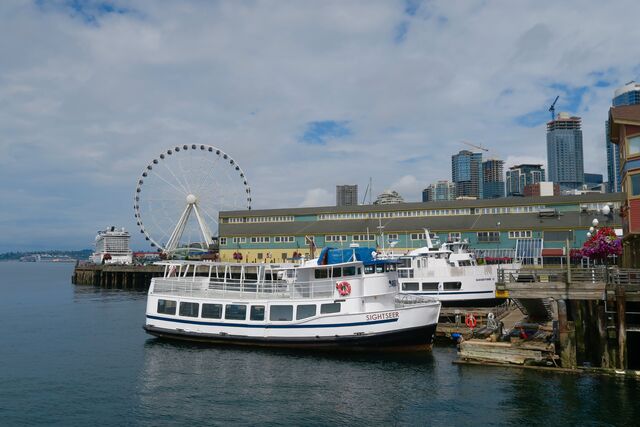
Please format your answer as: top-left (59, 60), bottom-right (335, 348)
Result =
top-left (91, 226), bottom-right (133, 264)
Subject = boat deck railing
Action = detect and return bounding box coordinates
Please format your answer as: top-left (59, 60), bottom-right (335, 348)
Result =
top-left (151, 277), bottom-right (337, 300)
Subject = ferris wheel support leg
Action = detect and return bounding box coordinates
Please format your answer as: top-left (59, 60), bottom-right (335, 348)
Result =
top-left (166, 204), bottom-right (193, 253)
top-left (193, 203), bottom-right (214, 247)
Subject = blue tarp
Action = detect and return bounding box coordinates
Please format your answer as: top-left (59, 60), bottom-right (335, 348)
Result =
top-left (318, 247), bottom-right (378, 265)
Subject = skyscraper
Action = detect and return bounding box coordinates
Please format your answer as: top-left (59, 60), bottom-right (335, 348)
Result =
top-left (607, 81), bottom-right (640, 193)
top-left (482, 159), bottom-right (505, 199)
top-left (505, 164), bottom-right (545, 196)
top-left (546, 112), bottom-right (584, 192)
top-left (422, 180), bottom-right (456, 202)
top-left (336, 185), bottom-right (358, 206)
top-left (451, 150), bottom-right (483, 199)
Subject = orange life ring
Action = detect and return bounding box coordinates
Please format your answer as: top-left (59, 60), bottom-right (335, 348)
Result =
top-left (465, 313), bottom-right (477, 328)
top-left (336, 281), bottom-right (351, 296)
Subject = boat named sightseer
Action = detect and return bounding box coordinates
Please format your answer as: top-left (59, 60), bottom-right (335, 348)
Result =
top-left (143, 247), bottom-right (441, 350)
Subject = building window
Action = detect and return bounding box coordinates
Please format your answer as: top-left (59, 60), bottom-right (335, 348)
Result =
top-left (631, 173), bottom-right (640, 197)
top-left (508, 230), bottom-right (532, 239)
top-left (628, 135), bottom-right (640, 156)
top-left (202, 303), bottom-right (222, 319)
top-left (179, 302), bottom-right (199, 317)
top-left (250, 236), bottom-right (270, 243)
top-left (274, 236), bottom-right (295, 243)
top-left (296, 304), bottom-right (316, 320)
top-left (270, 305), bottom-right (293, 321)
top-left (477, 232), bottom-right (500, 243)
top-left (326, 235), bottom-right (347, 242)
top-left (448, 232), bottom-right (461, 241)
top-left (157, 299), bottom-right (177, 315)
top-left (225, 304), bottom-right (247, 320)
top-left (352, 234), bottom-right (375, 241)
top-left (387, 234), bottom-right (399, 241)
top-left (411, 233), bottom-right (427, 240)
top-left (544, 230), bottom-right (574, 242)
top-left (219, 237), bottom-right (227, 245)
top-left (232, 237), bottom-right (246, 244)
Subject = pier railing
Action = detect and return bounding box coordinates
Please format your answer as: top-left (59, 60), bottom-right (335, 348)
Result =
top-left (151, 277), bottom-right (336, 299)
top-left (497, 267), bottom-right (640, 286)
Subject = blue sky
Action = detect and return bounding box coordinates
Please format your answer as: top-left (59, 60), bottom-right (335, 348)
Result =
top-left (1, 0), bottom-right (640, 251)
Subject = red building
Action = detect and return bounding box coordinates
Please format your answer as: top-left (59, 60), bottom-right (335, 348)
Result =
top-left (609, 105), bottom-right (640, 267)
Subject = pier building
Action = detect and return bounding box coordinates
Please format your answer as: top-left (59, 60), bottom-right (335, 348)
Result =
top-left (218, 193), bottom-right (624, 263)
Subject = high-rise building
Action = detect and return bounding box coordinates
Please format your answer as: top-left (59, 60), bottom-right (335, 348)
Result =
top-left (422, 180), bottom-right (456, 202)
top-left (546, 112), bottom-right (584, 192)
top-left (505, 164), bottom-right (545, 196)
top-left (607, 81), bottom-right (640, 193)
top-left (336, 185), bottom-right (358, 206)
top-left (482, 159), bottom-right (505, 199)
top-left (584, 173), bottom-right (604, 190)
top-left (451, 150), bottom-right (483, 199)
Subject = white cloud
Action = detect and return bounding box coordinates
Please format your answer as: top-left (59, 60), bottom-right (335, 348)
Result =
top-left (1, 0), bottom-right (639, 250)
top-left (299, 188), bottom-right (333, 208)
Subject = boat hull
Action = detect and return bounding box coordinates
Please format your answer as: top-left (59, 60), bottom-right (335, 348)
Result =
top-left (143, 322), bottom-right (437, 350)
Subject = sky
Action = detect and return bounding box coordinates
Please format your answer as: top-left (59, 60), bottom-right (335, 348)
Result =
top-left (1, 0), bottom-right (640, 252)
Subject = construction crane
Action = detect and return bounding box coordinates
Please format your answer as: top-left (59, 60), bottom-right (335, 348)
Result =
top-left (461, 141), bottom-right (489, 152)
top-left (549, 95), bottom-right (559, 121)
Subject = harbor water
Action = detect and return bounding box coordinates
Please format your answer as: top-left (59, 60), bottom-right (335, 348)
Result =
top-left (1, 262), bottom-right (639, 426)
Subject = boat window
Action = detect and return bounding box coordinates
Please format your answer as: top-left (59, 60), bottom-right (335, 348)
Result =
top-left (364, 265), bottom-right (376, 274)
top-left (225, 304), bottom-right (247, 320)
top-left (422, 282), bottom-right (439, 291)
top-left (314, 269), bottom-right (328, 279)
top-left (398, 269), bottom-right (414, 278)
top-left (385, 263), bottom-right (396, 272)
top-left (270, 305), bottom-right (293, 321)
top-left (443, 281), bottom-right (462, 291)
top-left (402, 282), bottom-right (419, 291)
top-left (375, 265), bottom-right (384, 273)
top-left (179, 302), bottom-right (199, 317)
top-left (157, 299), bottom-right (177, 315)
top-left (320, 303), bottom-right (341, 314)
top-left (458, 260), bottom-right (472, 267)
top-left (343, 266), bottom-right (356, 276)
top-left (398, 258), bottom-right (411, 268)
top-left (332, 267), bottom-right (342, 278)
top-left (202, 303), bottom-right (222, 319)
top-left (296, 304), bottom-right (317, 320)
top-left (250, 305), bottom-right (265, 321)
top-left (357, 267), bottom-right (362, 275)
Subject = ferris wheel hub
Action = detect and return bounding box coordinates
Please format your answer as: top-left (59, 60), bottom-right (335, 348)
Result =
top-left (186, 194), bottom-right (197, 205)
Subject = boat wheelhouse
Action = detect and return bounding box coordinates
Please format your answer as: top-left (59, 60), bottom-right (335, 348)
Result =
top-left (396, 233), bottom-right (519, 307)
top-left (143, 247), bottom-right (440, 350)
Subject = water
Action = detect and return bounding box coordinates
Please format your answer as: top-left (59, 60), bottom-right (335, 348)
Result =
top-left (1, 262), bottom-right (639, 426)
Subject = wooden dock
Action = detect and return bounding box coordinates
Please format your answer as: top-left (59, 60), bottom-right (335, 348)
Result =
top-left (72, 263), bottom-right (163, 290)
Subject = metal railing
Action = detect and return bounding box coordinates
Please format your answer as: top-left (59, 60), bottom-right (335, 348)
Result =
top-left (497, 267), bottom-right (640, 286)
top-left (151, 277), bottom-right (336, 299)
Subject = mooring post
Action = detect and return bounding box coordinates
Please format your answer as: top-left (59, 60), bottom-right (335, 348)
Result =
top-left (565, 237), bottom-right (571, 285)
top-left (596, 302), bottom-right (610, 368)
top-left (557, 299), bottom-right (576, 368)
top-left (615, 285), bottom-right (627, 369)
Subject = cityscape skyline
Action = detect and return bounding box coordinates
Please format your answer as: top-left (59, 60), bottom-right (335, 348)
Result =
top-left (2, 1), bottom-right (640, 252)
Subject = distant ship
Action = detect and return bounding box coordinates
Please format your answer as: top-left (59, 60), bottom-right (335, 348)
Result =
top-left (90, 226), bottom-right (133, 264)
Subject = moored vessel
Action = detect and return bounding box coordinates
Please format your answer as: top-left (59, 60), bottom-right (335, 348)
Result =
top-left (143, 247), bottom-right (440, 350)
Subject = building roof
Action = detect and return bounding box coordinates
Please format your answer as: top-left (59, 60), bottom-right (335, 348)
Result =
top-left (219, 210), bottom-right (621, 237)
top-left (609, 105), bottom-right (640, 142)
top-left (220, 193), bottom-right (625, 218)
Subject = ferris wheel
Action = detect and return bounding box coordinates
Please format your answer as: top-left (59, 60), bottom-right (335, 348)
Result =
top-left (134, 144), bottom-right (251, 254)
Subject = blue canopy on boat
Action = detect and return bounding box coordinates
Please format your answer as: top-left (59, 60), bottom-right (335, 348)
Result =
top-left (317, 247), bottom-right (394, 266)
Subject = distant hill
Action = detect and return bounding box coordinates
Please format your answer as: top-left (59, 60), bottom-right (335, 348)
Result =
top-left (0, 249), bottom-right (93, 261)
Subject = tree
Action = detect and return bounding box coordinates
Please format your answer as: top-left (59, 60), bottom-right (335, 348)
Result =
top-left (581, 227), bottom-right (622, 262)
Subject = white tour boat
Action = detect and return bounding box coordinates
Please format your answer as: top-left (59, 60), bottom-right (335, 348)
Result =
top-left (143, 247), bottom-right (441, 350)
top-left (396, 233), bottom-right (520, 307)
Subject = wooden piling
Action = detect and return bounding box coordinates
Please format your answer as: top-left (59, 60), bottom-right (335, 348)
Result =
top-left (616, 285), bottom-right (627, 369)
top-left (596, 302), bottom-right (611, 368)
top-left (558, 299), bottom-right (576, 368)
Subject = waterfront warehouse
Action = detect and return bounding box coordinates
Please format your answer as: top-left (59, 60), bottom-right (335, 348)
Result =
top-left (218, 193), bottom-right (624, 263)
